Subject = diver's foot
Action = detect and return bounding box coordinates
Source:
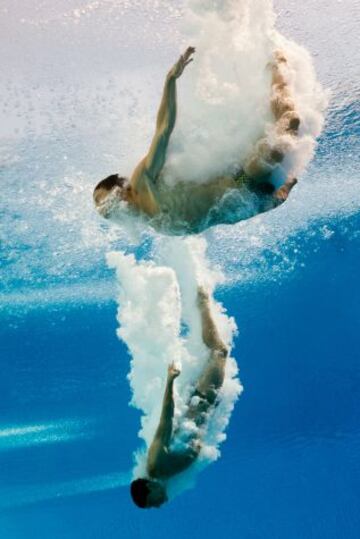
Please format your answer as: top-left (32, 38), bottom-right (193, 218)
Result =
top-left (274, 186), bottom-right (289, 204)
top-left (286, 177), bottom-right (298, 189)
top-left (274, 177), bottom-right (297, 204)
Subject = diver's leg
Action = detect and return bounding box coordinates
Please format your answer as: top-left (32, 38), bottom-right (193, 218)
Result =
top-left (268, 53), bottom-right (300, 208)
top-left (185, 348), bottom-right (227, 427)
top-left (244, 51), bottom-right (301, 180)
top-left (195, 350), bottom-right (227, 402)
top-left (185, 289), bottom-right (228, 426)
top-left (244, 53), bottom-right (292, 178)
top-left (270, 50), bottom-right (300, 134)
top-left (197, 287), bottom-right (227, 355)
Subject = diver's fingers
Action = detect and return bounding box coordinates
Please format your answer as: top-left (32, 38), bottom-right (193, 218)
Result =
top-left (182, 47), bottom-right (195, 64)
top-left (184, 46), bottom-right (196, 58)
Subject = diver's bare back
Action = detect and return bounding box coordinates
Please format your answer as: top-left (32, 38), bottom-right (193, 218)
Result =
top-left (94, 47), bottom-right (298, 233)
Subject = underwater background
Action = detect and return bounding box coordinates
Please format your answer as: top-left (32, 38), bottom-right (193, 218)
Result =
top-left (1, 0), bottom-right (359, 537)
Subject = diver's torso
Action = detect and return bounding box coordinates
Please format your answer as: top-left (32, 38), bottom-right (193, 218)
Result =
top-left (155, 178), bottom-right (229, 231)
top-left (145, 172), bottom-right (262, 235)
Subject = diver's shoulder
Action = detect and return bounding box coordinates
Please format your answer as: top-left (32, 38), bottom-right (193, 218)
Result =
top-left (129, 158), bottom-right (160, 216)
top-left (131, 157), bottom-right (158, 191)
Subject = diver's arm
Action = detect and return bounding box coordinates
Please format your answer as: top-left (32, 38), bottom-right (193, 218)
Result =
top-left (155, 73), bottom-right (177, 135)
top-left (144, 47), bottom-right (195, 182)
top-left (143, 76), bottom-right (175, 182)
top-left (154, 363), bottom-right (180, 447)
top-left (147, 364), bottom-right (202, 478)
top-left (147, 363), bottom-right (180, 476)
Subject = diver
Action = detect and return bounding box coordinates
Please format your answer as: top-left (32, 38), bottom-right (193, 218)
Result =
top-left (93, 47), bottom-right (299, 234)
top-left (130, 287), bottom-right (229, 508)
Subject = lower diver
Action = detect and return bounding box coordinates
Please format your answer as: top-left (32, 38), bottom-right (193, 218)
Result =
top-left (130, 287), bottom-right (229, 508)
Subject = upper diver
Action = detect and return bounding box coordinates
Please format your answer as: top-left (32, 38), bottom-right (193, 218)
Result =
top-left (93, 47), bottom-right (299, 234)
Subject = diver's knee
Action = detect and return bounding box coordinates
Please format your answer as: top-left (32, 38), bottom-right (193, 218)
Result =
top-left (269, 148), bottom-right (284, 164)
top-left (271, 96), bottom-right (295, 119)
top-left (279, 110), bottom-right (301, 134)
top-left (288, 115), bottom-right (300, 132)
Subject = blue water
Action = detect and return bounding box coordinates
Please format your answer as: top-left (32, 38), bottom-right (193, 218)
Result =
top-left (1, 0), bottom-right (360, 536)
top-left (1, 212), bottom-right (360, 538)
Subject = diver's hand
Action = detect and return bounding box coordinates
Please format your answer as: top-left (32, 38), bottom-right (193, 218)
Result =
top-left (167, 362), bottom-right (181, 381)
top-left (169, 47), bottom-right (195, 79)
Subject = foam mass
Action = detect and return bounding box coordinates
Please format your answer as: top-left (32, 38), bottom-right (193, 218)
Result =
top-left (107, 237), bottom-right (242, 495)
top-left (163, 0), bottom-right (327, 185)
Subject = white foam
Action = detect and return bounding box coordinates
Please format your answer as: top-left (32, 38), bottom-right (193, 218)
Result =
top-left (162, 0), bottom-right (327, 185)
top-left (107, 236), bottom-right (242, 494)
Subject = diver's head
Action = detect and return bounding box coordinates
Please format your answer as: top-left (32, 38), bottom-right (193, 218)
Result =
top-left (93, 174), bottom-right (131, 217)
top-left (130, 478), bottom-right (168, 509)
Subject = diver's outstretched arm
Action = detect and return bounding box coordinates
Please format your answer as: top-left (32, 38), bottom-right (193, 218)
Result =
top-left (147, 363), bottom-right (201, 478)
top-left (150, 363), bottom-right (180, 449)
top-left (147, 363), bottom-right (180, 477)
top-left (156, 47), bottom-right (195, 131)
top-left (144, 47), bottom-right (195, 181)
